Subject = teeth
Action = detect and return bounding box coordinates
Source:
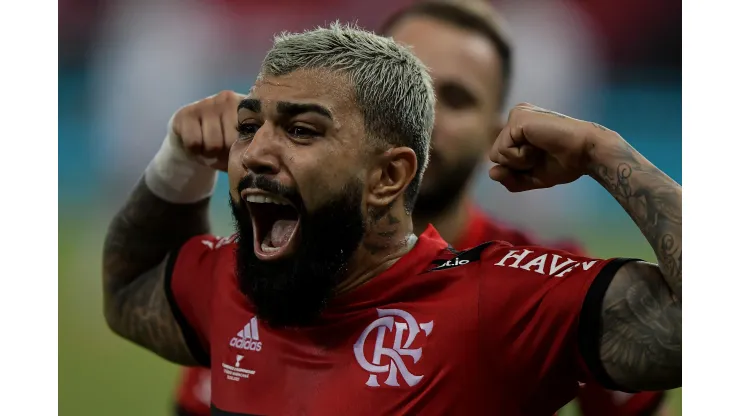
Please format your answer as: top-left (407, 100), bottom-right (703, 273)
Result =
top-left (261, 242), bottom-right (281, 253)
top-left (245, 194), bottom-right (290, 205)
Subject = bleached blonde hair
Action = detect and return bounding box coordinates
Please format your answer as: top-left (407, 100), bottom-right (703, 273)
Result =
top-left (261, 22), bottom-right (435, 211)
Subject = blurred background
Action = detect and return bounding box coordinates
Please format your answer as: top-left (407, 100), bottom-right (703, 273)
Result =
top-left (58, 0), bottom-right (681, 414)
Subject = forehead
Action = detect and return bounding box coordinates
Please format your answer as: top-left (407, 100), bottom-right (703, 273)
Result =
top-left (248, 69), bottom-right (358, 119)
top-left (388, 16), bottom-right (502, 102)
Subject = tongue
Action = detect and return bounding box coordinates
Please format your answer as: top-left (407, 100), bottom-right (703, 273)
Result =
top-left (269, 219), bottom-right (298, 248)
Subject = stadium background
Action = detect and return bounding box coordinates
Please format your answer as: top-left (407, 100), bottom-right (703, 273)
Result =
top-left (59, 0), bottom-right (681, 414)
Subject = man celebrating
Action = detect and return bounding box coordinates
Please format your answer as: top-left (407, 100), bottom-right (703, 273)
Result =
top-left (103, 23), bottom-right (681, 415)
top-left (172, 4), bottom-right (599, 413)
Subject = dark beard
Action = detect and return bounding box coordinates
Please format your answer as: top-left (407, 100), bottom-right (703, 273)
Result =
top-left (230, 176), bottom-right (365, 329)
top-left (413, 150), bottom-right (480, 218)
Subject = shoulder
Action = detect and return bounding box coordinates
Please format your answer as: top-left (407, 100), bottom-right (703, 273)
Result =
top-left (479, 244), bottom-right (606, 280)
top-left (192, 234), bottom-right (238, 253)
top-left (170, 234), bottom-right (237, 269)
top-left (474, 244), bottom-right (630, 316)
top-left (475, 244), bottom-right (638, 335)
top-left (165, 233), bottom-right (238, 302)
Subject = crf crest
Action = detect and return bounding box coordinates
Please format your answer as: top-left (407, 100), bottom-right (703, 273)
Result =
top-left (353, 308), bottom-right (434, 388)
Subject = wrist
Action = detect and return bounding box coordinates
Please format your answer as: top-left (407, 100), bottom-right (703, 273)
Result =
top-left (144, 133), bottom-right (218, 204)
top-left (584, 123), bottom-right (626, 177)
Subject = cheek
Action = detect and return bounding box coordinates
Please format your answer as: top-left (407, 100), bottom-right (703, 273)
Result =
top-left (295, 154), bottom-right (360, 210)
top-left (227, 143), bottom-right (246, 190)
top-left (288, 155), bottom-right (328, 208)
top-left (298, 173), bottom-right (335, 212)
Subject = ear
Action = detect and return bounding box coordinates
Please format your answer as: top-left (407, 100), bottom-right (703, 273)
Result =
top-left (366, 147), bottom-right (418, 209)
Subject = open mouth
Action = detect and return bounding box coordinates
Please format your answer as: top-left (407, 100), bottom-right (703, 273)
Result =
top-left (243, 191), bottom-right (301, 261)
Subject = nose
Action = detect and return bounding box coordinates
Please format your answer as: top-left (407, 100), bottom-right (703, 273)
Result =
top-left (242, 124), bottom-right (281, 176)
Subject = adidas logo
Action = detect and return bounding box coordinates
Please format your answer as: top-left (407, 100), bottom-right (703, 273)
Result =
top-left (229, 316), bottom-right (263, 352)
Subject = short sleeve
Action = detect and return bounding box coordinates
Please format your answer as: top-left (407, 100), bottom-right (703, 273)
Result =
top-left (164, 234), bottom-right (235, 367)
top-left (477, 243), bottom-right (640, 411)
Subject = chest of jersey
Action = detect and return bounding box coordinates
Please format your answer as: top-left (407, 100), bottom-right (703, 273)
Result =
top-left (208, 280), bottom-right (485, 415)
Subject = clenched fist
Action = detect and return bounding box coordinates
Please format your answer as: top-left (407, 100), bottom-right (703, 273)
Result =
top-left (489, 103), bottom-right (617, 192)
top-left (169, 90), bottom-right (246, 172)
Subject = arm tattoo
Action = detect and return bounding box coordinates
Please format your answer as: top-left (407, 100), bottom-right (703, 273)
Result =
top-left (600, 262), bottom-right (682, 390)
top-left (588, 138), bottom-right (682, 298)
top-left (587, 135), bottom-right (682, 390)
top-left (102, 178), bottom-right (210, 364)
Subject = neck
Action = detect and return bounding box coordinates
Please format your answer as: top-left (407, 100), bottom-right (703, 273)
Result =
top-left (334, 205), bottom-right (417, 295)
top-left (413, 195), bottom-right (471, 248)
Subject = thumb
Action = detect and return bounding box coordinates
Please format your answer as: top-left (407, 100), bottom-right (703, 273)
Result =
top-left (488, 165), bottom-right (539, 193)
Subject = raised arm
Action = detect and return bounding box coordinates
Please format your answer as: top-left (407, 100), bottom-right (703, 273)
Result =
top-left (102, 91), bottom-right (242, 364)
top-left (103, 181), bottom-right (210, 365)
top-left (587, 132), bottom-right (681, 391)
top-left (488, 103), bottom-right (681, 391)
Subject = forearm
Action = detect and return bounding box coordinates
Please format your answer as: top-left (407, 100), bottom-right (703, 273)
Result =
top-left (103, 130), bottom-right (218, 300)
top-left (102, 178), bottom-right (210, 298)
top-left (101, 178), bottom-right (211, 363)
top-left (101, 94), bottom-right (232, 362)
top-left (586, 128), bottom-right (682, 300)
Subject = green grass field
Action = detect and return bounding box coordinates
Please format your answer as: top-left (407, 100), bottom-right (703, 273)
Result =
top-left (58, 213), bottom-right (681, 416)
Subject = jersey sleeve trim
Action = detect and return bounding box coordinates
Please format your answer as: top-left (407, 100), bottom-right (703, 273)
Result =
top-left (577, 257), bottom-right (641, 392)
top-left (164, 245), bottom-right (211, 367)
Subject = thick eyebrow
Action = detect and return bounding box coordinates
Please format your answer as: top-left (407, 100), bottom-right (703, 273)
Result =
top-left (276, 101), bottom-right (333, 121)
top-left (238, 98), bottom-right (261, 113)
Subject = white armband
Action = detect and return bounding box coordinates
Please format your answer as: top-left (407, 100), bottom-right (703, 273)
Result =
top-left (144, 132), bottom-right (218, 204)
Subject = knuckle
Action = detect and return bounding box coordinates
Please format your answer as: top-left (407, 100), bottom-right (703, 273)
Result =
top-left (513, 121), bottom-right (526, 135)
top-left (214, 90), bottom-right (241, 114)
top-left (170, 114), bottom-right (183, 134)
top-left (173, 105), bottom-right (193, 123)
top-left (215, 90), bottom-right (239, 104)
top-left (216, 90), bottom-right (234, 99)
top-left (171, 112), bottom-right (191, 136)
top-left (507, 106), bottom-right (526, 123)
top-left (179, 100), bottom-right (208, 123)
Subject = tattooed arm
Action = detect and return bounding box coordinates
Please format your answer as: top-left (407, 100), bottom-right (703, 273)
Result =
top-left (489, 104), bottom-right (681, 392)
top-left (102, 91), bottom-right (241, 364)
top-left (102, 179), bottom-right (210, 365)
top-left (587, 128), bottom-right (682, 391)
